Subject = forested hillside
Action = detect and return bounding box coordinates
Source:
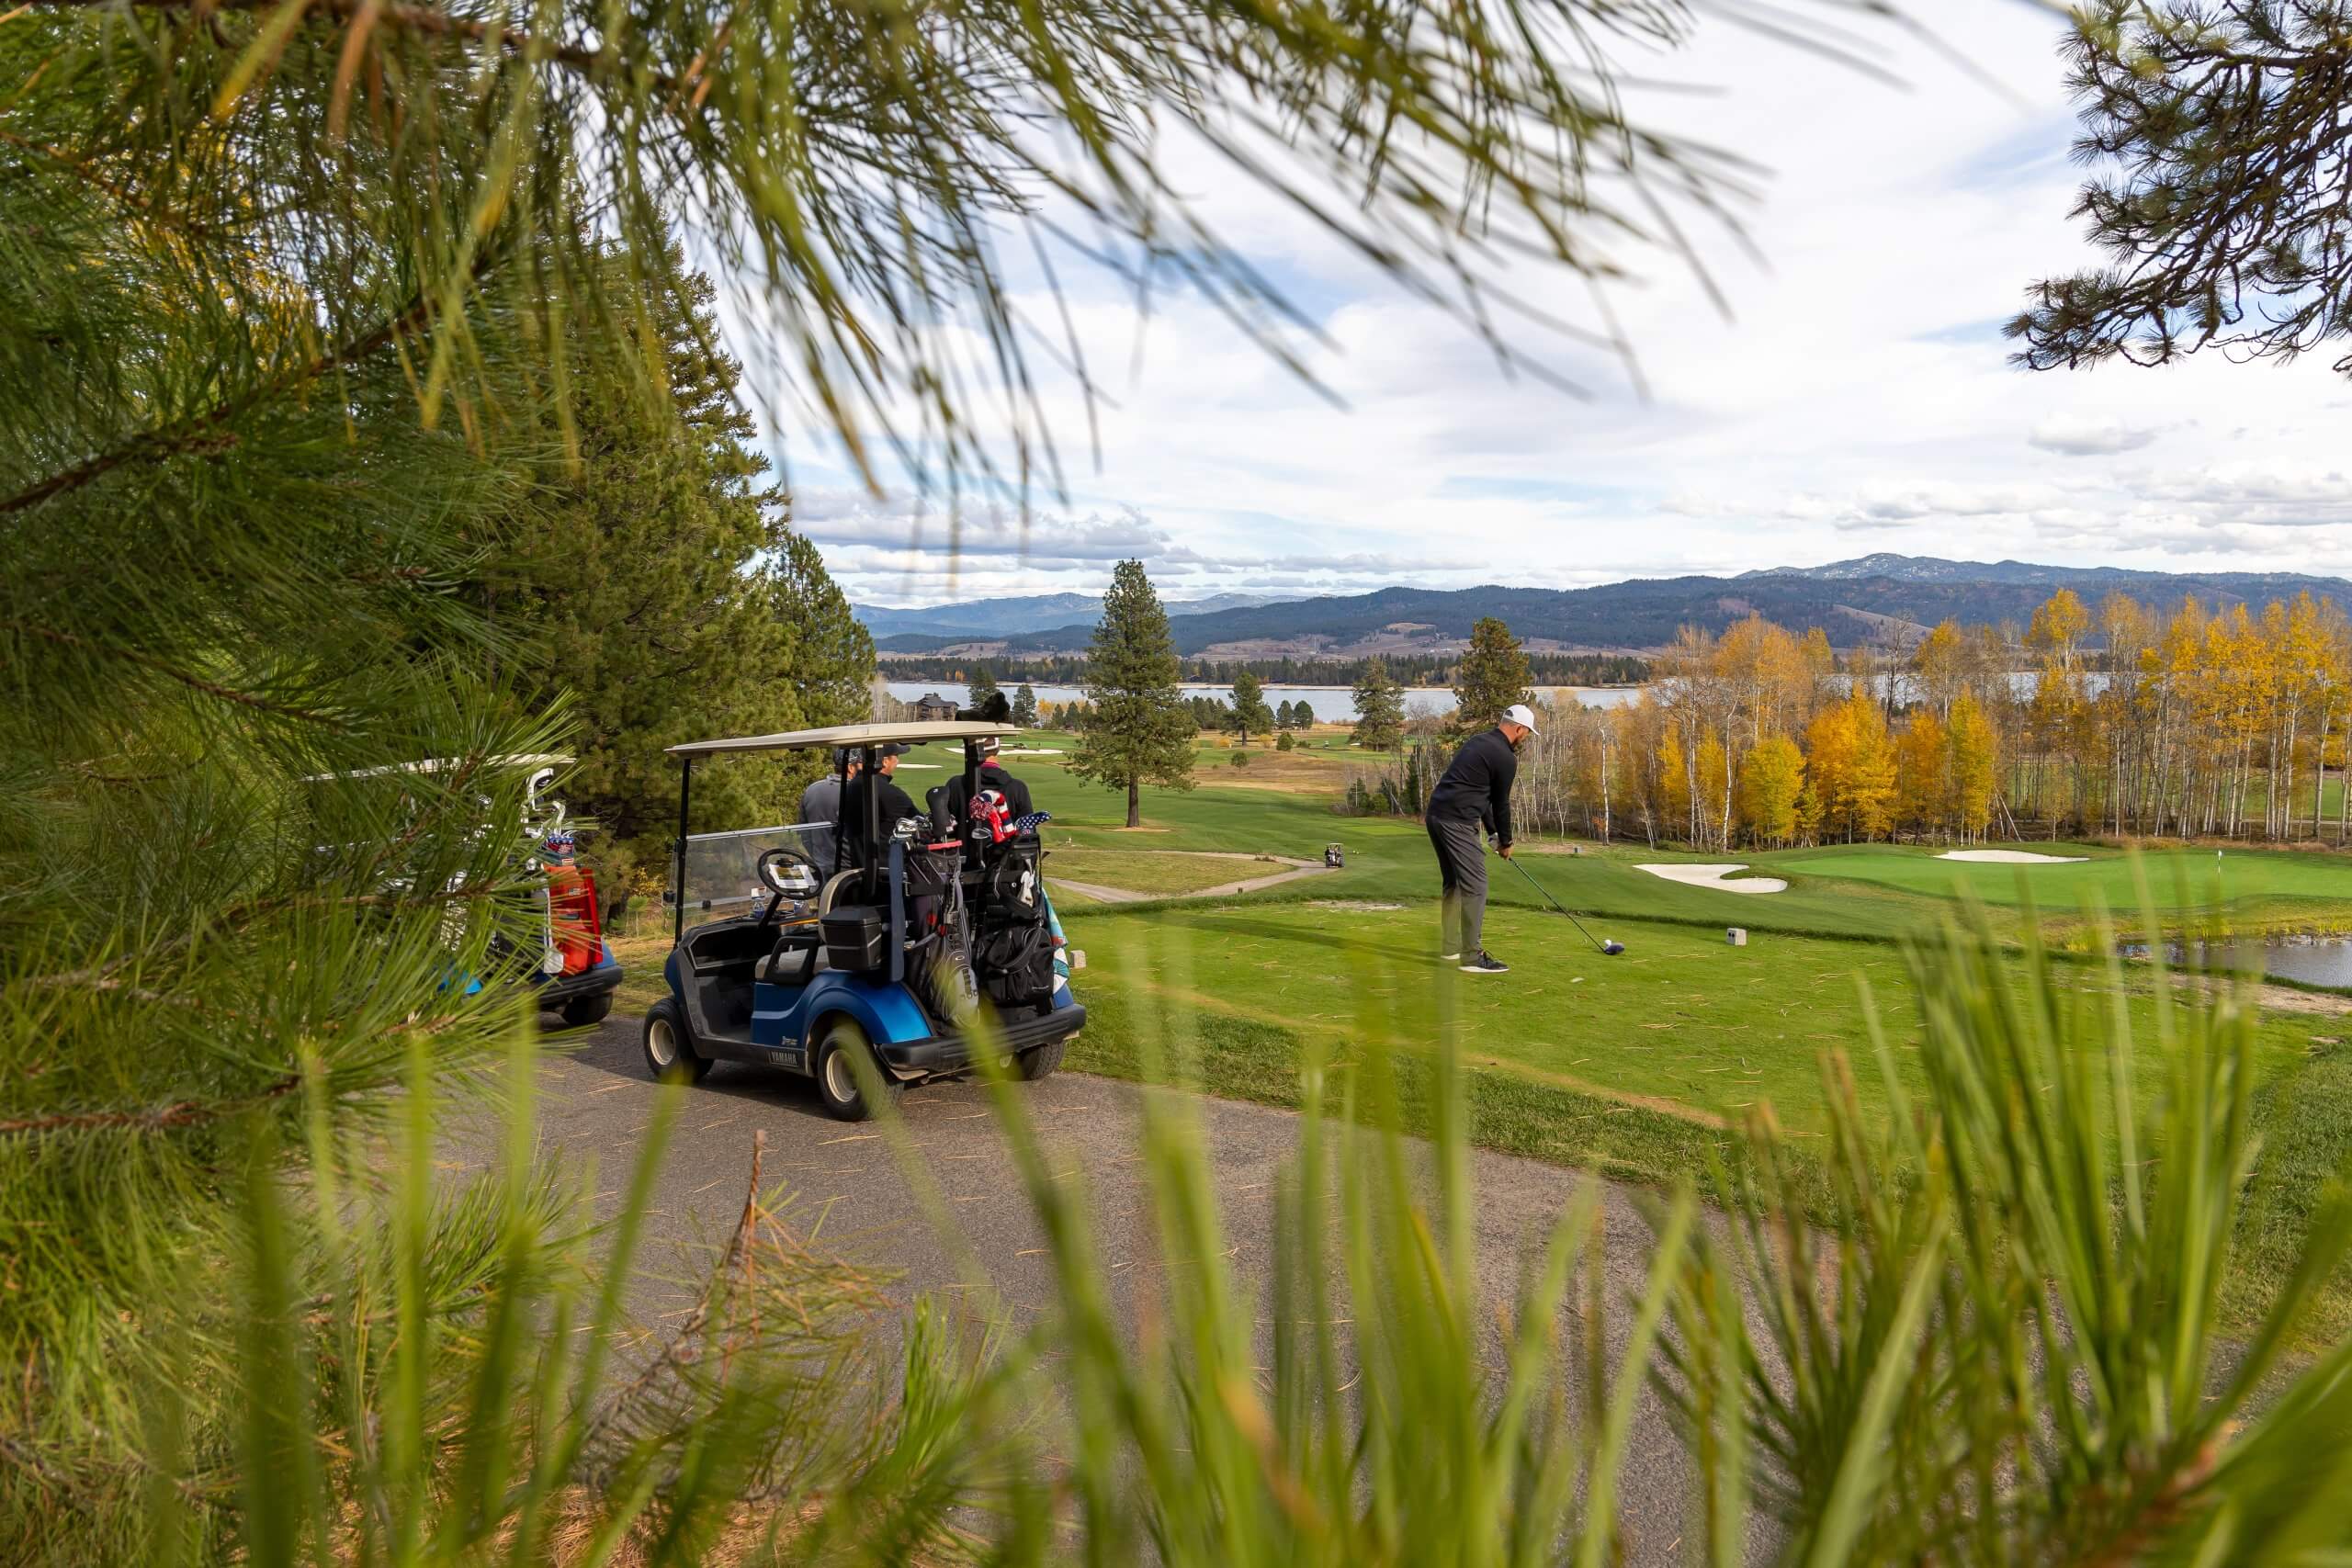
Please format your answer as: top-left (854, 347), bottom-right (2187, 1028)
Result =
top-left (876, 558), bottom-right (2352, 657)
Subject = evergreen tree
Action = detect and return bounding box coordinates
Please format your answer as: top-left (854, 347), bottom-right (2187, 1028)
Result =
top-left (1230, 671), bottom-right (1273, 743)
top-left (2012, 3), bottom-right (2352, 375)
top-left (968, 662), bottom-right (1002, 712)
top-left (1453, 617), bottom-right (1533, 734)
top-left (486, 258), bottom-right (872, 897)
top-left (1351, 657), bottom-right (1408, 750)
top-left (1012, 683), bottom-right (1039, 728)
top-left (1070, 561), bottom-right (1195, 828)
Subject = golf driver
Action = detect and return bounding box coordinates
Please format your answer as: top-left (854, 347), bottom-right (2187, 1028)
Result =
top-left (1506, 854), bottom-right (1625, 956)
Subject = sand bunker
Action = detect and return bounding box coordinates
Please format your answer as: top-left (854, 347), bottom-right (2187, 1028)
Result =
top-left (1635, 863), bottom-right (1789, 894)
top-left (1001, 747), bottom-right (1065, 756)
top-left (1935, 850), bottom-right (2088, 864)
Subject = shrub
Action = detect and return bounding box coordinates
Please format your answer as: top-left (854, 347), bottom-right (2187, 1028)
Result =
top-left (1231, 750), bottom-right (1250, 767)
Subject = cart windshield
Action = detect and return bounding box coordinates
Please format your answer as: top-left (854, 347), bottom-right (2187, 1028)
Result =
top-left (676, 821), bottom-right (834, 930)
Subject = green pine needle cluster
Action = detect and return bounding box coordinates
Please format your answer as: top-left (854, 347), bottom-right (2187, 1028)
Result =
top-left (2013, 2), bottom-right (2352, 373)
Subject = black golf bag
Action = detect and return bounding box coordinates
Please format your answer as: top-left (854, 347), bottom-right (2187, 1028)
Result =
top-left (962, 785), bottom-right (1055, 1008)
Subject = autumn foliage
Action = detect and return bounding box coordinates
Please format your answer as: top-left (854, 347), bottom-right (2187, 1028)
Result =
top-left (1511, 591), bottom-right (2351, 849)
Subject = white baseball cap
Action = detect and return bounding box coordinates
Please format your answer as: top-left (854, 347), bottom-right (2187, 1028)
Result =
top-left (1502, 703), bottom-right (1539, 735)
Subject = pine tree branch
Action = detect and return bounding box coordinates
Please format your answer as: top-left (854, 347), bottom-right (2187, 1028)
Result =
top-left (0, 283), bottom-right (438, 520)
top-left (0, 1074), bottom-right (300, 1139)
top-left (0, 129), bottom-right (227, 241)
top-left (26, 0), bottom-right (676, 92)
top-left (1, 621), bottom-right (342, 724)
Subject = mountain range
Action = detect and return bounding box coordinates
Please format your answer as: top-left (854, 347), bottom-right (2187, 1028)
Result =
top-left (852, 590), bottom-right (1293, 641)
top-left (863, 556), bottom-right (2352, 660)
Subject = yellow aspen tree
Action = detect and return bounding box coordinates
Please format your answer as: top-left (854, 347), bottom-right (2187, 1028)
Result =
top-left (1948, 690), bottom-right (1998, 841)
top-left (1895, 708), bottom-right (1949, 838)
top-left (1804, 700), bottom-right (1856, 840)
top-left (1658, 730), bottom-right (1691, 844)
top-left (1842, 689), bottom-right (1898, 840)
top-left (1911, 620), bottom-right (1967, 718)
top-left (1695, 734), bottom-right (1730, 851)
top-left (1740, 734), bottom-right (1806, 846)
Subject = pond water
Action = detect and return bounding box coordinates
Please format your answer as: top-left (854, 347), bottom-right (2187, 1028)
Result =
top-left (883, 681), bottom-right (1643, 724)
top-left (2127, 935), bottom-right (2352, 990)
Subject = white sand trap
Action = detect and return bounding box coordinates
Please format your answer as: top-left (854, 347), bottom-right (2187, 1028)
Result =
top-left (1635, 863), bottom-right (1789, 894)
top-left (1000, 747), bottom-right (1065, 755)
top-left (1935, 850), bottom-right (2088, 864)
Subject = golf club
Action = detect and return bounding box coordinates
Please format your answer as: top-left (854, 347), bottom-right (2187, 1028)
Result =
top-left (1505, 853), bottom-right (1625, 956)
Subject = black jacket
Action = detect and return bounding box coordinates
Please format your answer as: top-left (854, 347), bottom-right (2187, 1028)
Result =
top-left (1427, 728), bottom-right (1520, 849)
top-left (836, 772), bottom-right (921, 867)
top-left (943, 760), bottom-right (1034, 822)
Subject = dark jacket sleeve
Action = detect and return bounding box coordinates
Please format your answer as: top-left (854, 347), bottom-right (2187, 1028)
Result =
top-left (1489, 739), bottom-right (1516, 849)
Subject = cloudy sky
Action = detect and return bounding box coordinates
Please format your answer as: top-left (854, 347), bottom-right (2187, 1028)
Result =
top-left (752, 1), bottom-right (2352, 608)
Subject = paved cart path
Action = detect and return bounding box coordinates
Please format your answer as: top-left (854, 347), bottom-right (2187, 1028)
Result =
top-left (452, 1019), bottom-right (1708, 1562)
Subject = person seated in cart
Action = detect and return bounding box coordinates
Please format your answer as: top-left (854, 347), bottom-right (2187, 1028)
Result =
top-left (833, 743), bottom-right (917, 865)
top-left (797, 748), bottom-right (857, 827)
top-left (941, 735), bottom-right (1033, 820)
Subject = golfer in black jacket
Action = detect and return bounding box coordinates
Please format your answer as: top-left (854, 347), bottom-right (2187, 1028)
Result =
top-left (1426, 703), bottom-right (1538, 974)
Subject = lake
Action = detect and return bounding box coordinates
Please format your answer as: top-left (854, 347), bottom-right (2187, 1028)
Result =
top-left (884, 681), bottom-right (1644, 725)
top-left (2188, 936), bottom-right (2352, 990)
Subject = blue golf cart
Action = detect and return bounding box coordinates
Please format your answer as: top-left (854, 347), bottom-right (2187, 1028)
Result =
top-left (641, 720), bottom-right (1085, 1119)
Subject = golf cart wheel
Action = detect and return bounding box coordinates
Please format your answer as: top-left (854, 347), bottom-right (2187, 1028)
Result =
top-left (561, 992), bottom-right (615, 1028)
top-left (641, 999), bottom-right (711, 1085)
top-left (1013, 1036), bottom-right (1065, 1082)
top-left (811, 1020), bottom-right (903, 1122)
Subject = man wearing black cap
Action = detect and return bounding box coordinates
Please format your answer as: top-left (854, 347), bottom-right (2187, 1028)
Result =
top-left (1425, 702), bottom-right (1538, 975)
top-left (835, 743), bottom-right (920, 868)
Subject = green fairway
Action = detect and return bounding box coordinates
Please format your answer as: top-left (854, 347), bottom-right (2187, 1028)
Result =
top-left (1046, 848), bottom-right (1292, 897)
top-left (902, 728), bottom-right (2352, 1334)
top-left (1762, 841), bottom-right (2352, 933)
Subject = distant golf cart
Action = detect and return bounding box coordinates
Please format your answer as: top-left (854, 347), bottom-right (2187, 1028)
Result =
top-left (643, 721), bottom-right (1085, 1119)
top-left (306, 753), bottom-right (623, 1025)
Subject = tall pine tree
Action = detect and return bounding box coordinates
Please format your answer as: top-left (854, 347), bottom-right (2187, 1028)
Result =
top-left (1453, 617), bottom-right (1533, 734)
top-left (1071, 561), bottom-right (1195, 828)
top-left (483, 256), bottom-right (872, 897)
top-left (1229, 671), bottom-right (1273, 744)
top-left (1352, 657), bottom-right (1408, 750)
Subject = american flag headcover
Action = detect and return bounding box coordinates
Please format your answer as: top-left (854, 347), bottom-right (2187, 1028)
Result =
top-left (1011, 811), bottom-right (1052, 833)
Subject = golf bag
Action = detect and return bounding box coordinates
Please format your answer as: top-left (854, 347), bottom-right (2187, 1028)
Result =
top-left (965, 797), bottom-right (1053, 1007)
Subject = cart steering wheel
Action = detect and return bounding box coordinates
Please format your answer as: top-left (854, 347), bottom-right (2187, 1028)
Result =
top-left (753, 845), bottom-right (819, 932)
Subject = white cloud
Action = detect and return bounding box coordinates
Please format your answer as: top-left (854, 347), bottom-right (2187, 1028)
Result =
top-left (2029, 417), bottom-right (2164, 457)
top-left (733, 1), bottom-right (2352, 606)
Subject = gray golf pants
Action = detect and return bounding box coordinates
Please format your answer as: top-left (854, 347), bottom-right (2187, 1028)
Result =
top-left (1427, 816), bottom-right (1487, 956)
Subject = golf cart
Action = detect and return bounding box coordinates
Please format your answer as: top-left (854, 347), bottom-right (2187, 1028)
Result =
top-left (305, 753), bottom-right (624, 1025)
top-left (642, 720), bottom-right (1085, 1119)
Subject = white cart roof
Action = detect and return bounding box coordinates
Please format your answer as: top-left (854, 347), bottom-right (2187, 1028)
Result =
top-left (301, 752), bottom-right (572, 783)
top-left (666, 720), bottom-right (1012, 759)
